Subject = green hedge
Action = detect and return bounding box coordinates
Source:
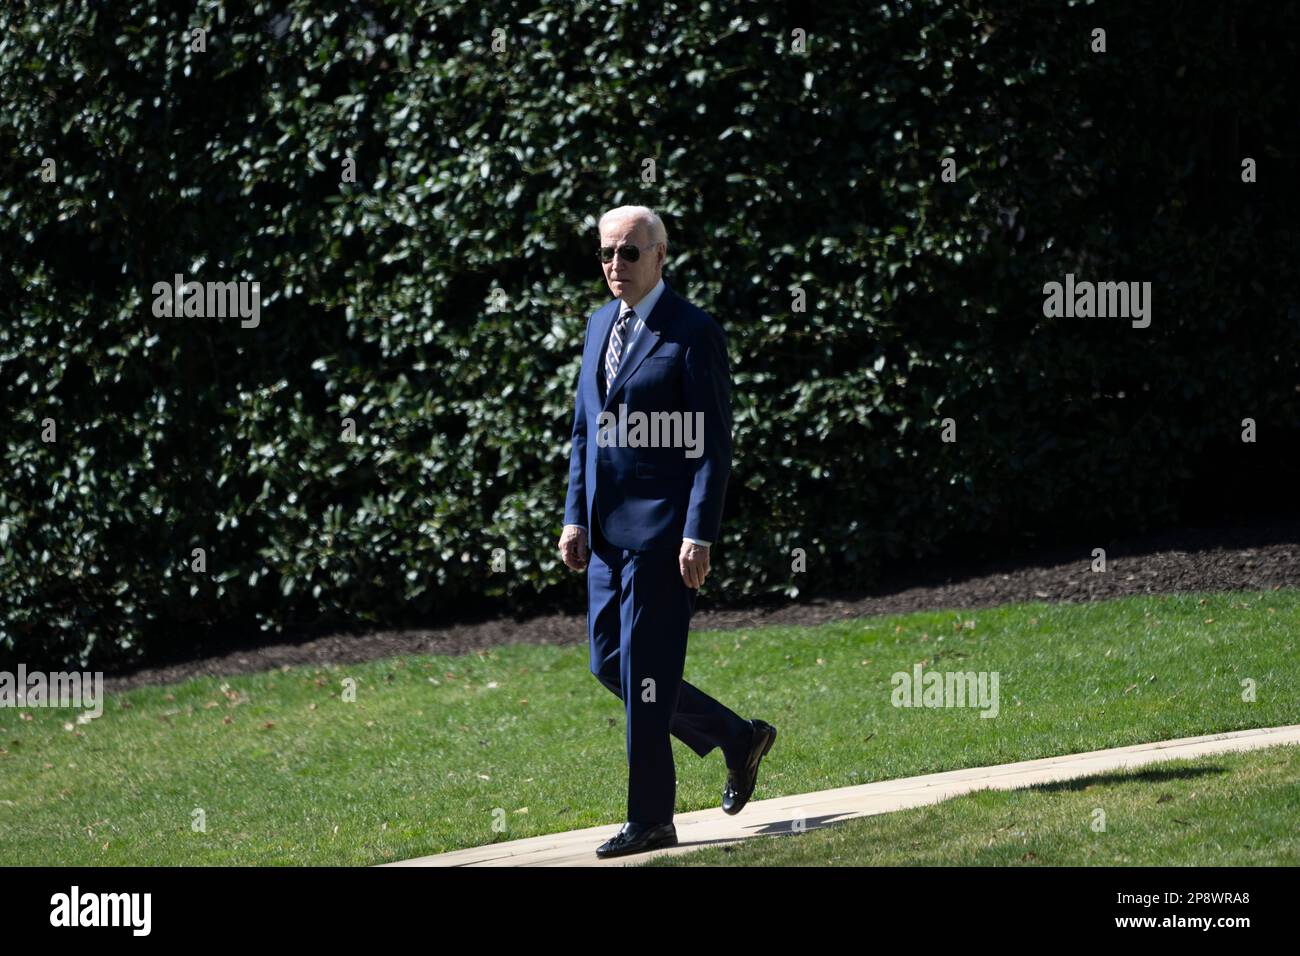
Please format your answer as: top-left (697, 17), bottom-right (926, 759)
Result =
top-left (2, 0), bottom-right (1298, 669)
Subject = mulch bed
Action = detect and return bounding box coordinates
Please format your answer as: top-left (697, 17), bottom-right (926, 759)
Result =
top-left (102, 517), bottom-right (1300, 694)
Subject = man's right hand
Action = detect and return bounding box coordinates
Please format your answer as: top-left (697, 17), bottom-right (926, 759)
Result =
top-left (559, 524), bottom-right (589, 571)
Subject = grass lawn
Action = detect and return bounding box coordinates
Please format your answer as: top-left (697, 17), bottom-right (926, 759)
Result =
top-left (1, 590), bottom-right (1297, 865)
top-left (638, 743), bottom-right (1300, 866)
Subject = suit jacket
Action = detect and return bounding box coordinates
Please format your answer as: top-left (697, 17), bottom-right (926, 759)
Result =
top-left (563, 280), bottom-right (731, 552)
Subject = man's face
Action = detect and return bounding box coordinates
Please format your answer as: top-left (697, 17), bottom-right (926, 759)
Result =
top-left (600, 218), bottom-right (664, 306)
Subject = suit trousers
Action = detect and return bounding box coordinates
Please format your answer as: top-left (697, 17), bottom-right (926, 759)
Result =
top-left (586, 513), bottom-right (753, 824)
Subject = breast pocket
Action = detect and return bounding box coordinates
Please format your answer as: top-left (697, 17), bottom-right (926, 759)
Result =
top-left (629, 355), bottom-right (679, 390)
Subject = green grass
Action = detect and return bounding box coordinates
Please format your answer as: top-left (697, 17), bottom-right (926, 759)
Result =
top-left (1, 589), bottom-right (1297, 865)
top-left (638, 744), bottom-right (1300, 866)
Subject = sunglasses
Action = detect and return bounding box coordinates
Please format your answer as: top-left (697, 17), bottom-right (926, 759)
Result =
top-left (597, 242), bottom-right (658, 263)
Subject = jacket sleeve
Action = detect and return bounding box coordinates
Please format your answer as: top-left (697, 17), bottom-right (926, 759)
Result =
top-left (563, 316), bottom-right (592, 529)
top-left (681, 318), bottom-right (731, 542)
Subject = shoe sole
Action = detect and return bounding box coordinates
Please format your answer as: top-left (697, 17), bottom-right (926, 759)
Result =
top-left (725, 725), bottom-right (776, 814)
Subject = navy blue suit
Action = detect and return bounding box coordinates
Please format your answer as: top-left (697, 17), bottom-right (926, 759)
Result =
top-left (563, 280), bottom-right (752, 824)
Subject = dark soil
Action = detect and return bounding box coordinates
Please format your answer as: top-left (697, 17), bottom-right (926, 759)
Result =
top-left (102, 517), bottom-right (1300, 694)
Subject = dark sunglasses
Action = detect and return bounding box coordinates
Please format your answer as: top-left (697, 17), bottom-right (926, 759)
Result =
top-left (598, 242), bottom-right (656, 263)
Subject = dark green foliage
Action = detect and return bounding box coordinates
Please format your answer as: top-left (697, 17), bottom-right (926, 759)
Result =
top-left (2, 1), bottom-right (1297, 668)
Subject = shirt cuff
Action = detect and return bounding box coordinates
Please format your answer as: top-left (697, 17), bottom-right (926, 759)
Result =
top-left (682, 537), bottom-right (710, 548)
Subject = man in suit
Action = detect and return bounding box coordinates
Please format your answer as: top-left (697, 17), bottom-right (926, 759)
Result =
top-left (559, 205), bottom-right (777, 859)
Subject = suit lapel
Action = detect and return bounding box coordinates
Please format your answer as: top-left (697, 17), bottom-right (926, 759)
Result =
top-left (601, 283), bottom-right (677, 412)
top-left (587, 298), bottom-right (619, 404)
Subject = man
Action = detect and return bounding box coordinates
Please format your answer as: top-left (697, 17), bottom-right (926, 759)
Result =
top-left (559, 205), bottom-right (777, 859)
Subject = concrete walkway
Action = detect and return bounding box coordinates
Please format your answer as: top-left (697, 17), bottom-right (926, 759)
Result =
top-left (383, 724), bottom-right (1300, 867)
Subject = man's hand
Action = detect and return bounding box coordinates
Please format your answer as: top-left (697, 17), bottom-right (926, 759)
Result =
top-left (679, 540), bottom-right (710, 590)
top-left (559, 525), bottom-right (589, 571)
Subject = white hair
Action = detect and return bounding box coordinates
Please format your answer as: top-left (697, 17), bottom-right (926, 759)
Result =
top-left (598, 205), bottom-right (668, 252)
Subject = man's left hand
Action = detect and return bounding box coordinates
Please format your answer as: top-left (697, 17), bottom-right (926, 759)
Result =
top-left (679, 540), bottom-right (710, 590)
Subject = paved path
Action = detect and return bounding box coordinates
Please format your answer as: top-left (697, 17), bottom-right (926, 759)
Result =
top-left (383, 724), bottom-right (1300, 867)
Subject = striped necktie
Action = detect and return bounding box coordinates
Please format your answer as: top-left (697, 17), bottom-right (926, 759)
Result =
top-left (604, 305), bottom-right (635, 395)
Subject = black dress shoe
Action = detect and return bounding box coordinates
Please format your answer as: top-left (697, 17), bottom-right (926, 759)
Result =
top-left (722, 719), bottom-right (777, 815)
top-left (595, 821), bottom-right (678, 859)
